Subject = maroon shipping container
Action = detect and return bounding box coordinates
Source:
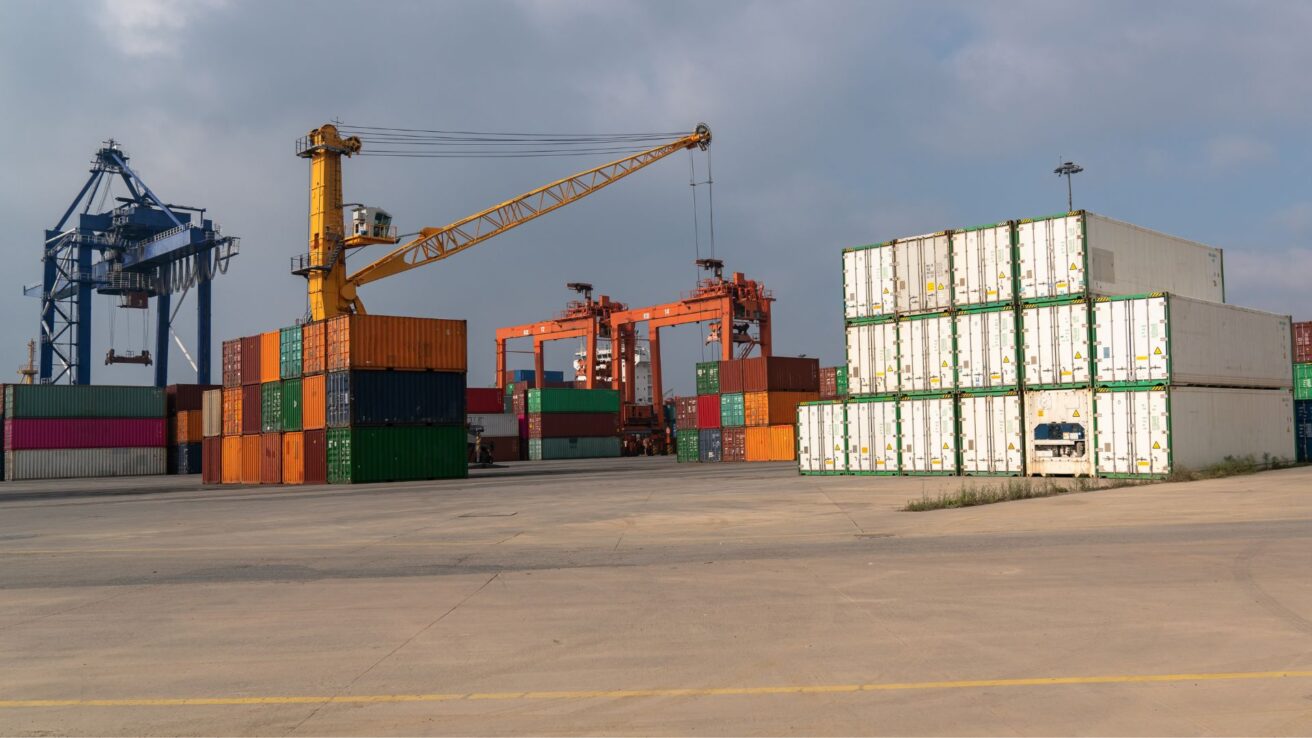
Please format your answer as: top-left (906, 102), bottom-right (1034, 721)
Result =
top-left (819, 367), bottom-right (839, 400)
top-left (1295, 322), bottom-right (1312, 364)
top-left (467, 388), bottom-right (504, 414)
top-left (718, 359), bottom-right (746, 394)
top-left (167, 384), bottom-right (220, 414)
top-left (303, 429), bottom-right (327, 484)
top-left (222, 339), bottom-right (242, 388)
top-left (527, 412), bottom-right (618, 439)
top-left (675, 396), bottom-right (698, 429)
top-left (260, 432), bottom-right (281, 484)
top-left (742, 356), bottom-right (820, 392)
top-left (241, 384), bottom-right (262, 435)
top-left (511, 391), bottom-right (527, 418)
top-left (477, 435), bottom-right (521, 462)
top-left (696, 394), bottom-right (721, 430)
top-left (721, 427), bottom-right (746, 462)
top-left (240, 335), bottom-right (262, 386)
top-left (5, 418), bottom-right (167, 451)
top-left (202, 436), bottom-right (222, 484)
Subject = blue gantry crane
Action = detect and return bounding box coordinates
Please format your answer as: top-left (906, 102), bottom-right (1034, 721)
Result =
top-left (27, 140), bottom-right (239, 386)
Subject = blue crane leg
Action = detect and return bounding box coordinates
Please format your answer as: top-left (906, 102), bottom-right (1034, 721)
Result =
top-left (39, 245), bottom-right (56, 382)
top-left (154, 290), bottom-right (170, 388)
top-left (75, 243), bottom-right (93, 385)
top-left (197, 273), bottom-right (211, 384)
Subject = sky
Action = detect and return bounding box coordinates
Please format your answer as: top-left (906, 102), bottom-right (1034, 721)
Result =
top-left (2, 0), bottom-right (1310, 393)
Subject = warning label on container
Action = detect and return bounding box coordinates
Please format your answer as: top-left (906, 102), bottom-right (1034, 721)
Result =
top-left (1154, 347), bottom-right (1163, 355)
top-left (1008, 442), bottom-right (1016, 450)
top-left (1153, 441), bottom-right (1161, 449)
top-left (1072, 410), bottom-right (1081, 417)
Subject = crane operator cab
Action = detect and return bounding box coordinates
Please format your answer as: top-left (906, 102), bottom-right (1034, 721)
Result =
top-left (352, 206), bottom-right (395, 240)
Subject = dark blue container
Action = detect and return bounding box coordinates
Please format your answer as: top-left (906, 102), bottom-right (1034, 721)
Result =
top-left (698, 428), bottom-right (722, 463)
top-left (325, 370), bottom-right (466, 428)
top-left (1296, 400), bottom-right (1312, 463)
top-left (508, 369), bottom-right (566, 384)
top-left (169, 442), bottom-right (203, 475)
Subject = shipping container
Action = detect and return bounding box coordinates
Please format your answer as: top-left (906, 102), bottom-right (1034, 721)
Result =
top-left (221, 435), bottom-right (242, 483)
top-left (260, 432), bottom-right (281, 484)
top-left (744, 425), bottom-right (796, 462)
top-left (843, 242), bottom-right (897, 320)
top-left (959, 392), bottom-right (1024, 476)
top-left (696, 394), bottom-right (721, 429)
top-left (1294, 322), bottom-right (1312, 365)
top-left (469, 413), bottom-right (520, 438)
top-left (168, 443), bottom-right (203, 475)
top-left (845, 320), bottom-right (899, 395)
top-left (1015, 211), bottom-right (1224, 303)
top-left (899, 313), bottom-right (956, 393)
top-left (280, 325), bottom-right (302, 380)
top-left (1022, 301), bottom-right (1091, 387)
top-left (202, 436), bottom-right (222, 484)
top-left (302, 374), bottom-right (326, 430)
top-left (325, 314), bottom-right (467, 372)
top-left (718, 359), bottom-right (745, 394)
top-left (676, 429), bottom-right (700, 462)
top-left (956, 307), bottom-right (1020, 390)
top-left (259, 330), bottom-right (280, 384)
top-left (222, 339), bottom-right (242, 388)
top-left (466, 388), bottom-right (505, 414)
top-left (202, 389), bottom-right (222, 438)
top-left (1093, 294), bottom-right (1292, 389)
top-left (744, 390), bottom-right (818, 427)
top-left (4, 384), bottom-right (165, 419)
top-left (303, 429), bottom-right (327, 484)
top-left (240, 335), bottom-right (261, 386)
top-left (282, 431), bottom-right (304, 485)
top-left (261, 381), bottom-right (282, 434)
top-left (1297, 364), bottom-right (1312, 401)
top-left (846, 397), bottom-right (898, 474)
top-left (721, 427), bottom-right (746, 462)
top-left (327, 426), bottom-right (467, 483)
top-left (697, 428), bottom-right (722, 463)
top-left (741, 356), bottom-right (820, 393)
top-left (1024, 388), bottom-right (1093, 476)
top-left (1095, 386), bottom-right (1295, 478)
top-left (302, 321), bottom-right (326, 375)
top-left (5, 447), bottom-right (165, 481)
top-left (240, 434), bottom-right (261, 484)
top-left (720, 393), bottom-right (745, 427)
top-left (5, 418), bottom-right (166, 450)
top-left (1296, 400), bottom-right (1312, 463)
top-left (506, 369), bottom-right (565, 385)
top-left (528, 435), bottom-right (622, 460)
top-left (223, 387), bottom-right (243, 436)
top-left (675, 396), bottom-right (698, 430)
top-left (952, 222), bottom-right (1015, 308)
top-left (796, 401), bottom-right (845, 474)
top-left (819, 367), bottom-right (840, 400)
top-left (525, 387), bottom-right (618, 414)
top-left (835, 366), bottom-right (849, 397)
top-left (900, 395), bottom-right (957, 475)
top-left (479, 435), bottom-right (520, 463)
top-left (326, 370), bottom-right (465, 427)
top-left (241, 384), bottom-right (262, 435)
top-left (280, 378), bottom-right (302, 431)
top-left (527, 412), bottom-right (616, 438)
top-left (166, 384), bottom-right (217, 413)
top-left (894, 231), bottom-right (952, 314)
top-left (170, 410), bottom-right (203, 444)
top-left (695, 361), bottom-right (720, 395)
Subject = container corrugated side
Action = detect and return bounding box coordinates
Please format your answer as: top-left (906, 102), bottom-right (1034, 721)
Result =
top-left (4, 385), bottom-right (165, 419)
top-left (280, 325), bottom-right (302, 380)
top-left (845, 397), bottom-right (898, 474)
top-left (721, 427), bottom-right (746, 461)
top-left (740, 356), bottom-right (820, 393)
top-left (528, 436), bottom-right (622, 460)
top-left (221, 436), bottom-right (242, 483)
top-left (202, 389), bottom-right (223, 438)
top-left (899, 314), bottom-right (955, 393)
top-left (676, 429), bottom-right (700, 462)
top-left (955, 307), bottom-right (1019, 390)
top-left (743, 391), bottom-right (819, 427)
top-left (302, 374), bottom-right (326, 430)
top-left (843, 243), bottom-right (896, 320)
top-left (169, 443), bottom-right (203, 475)
top-left (466, 388), bottom-right (504, 414)
top-left (675, 397), bottom-right (698, 429)
top-left (469, 413), bottom-right (520, 438)
top-left (846, 320), bottom-right (898, 395)
top-left (899, 396), bottom-right (957, 475)
top-left (222, 339), bottom-right (242, 388)
top-left (718, 359), bottom-right (746, 394)
top-left (281, 378), bottom-right (302, 431)
top-left (526, 387), bottom-right (619, 414)
top-left (1297, 364), bottom-right (1312, 401)
top-left (326, 314), bottom-right (467, 372)
top-left (719, 393), bottom-right (745, 427)
top-left (303, 429), bottom-right (327, 484)
top-left (695, 361), bottom-right (720, 395)
top-left (261, 381), bottom-right (282, 434)
top-left (1295, 400), bottom-right (1312, 463)
top-left (259, 330), bottom-right (280, 384)
top-left (326, 370), bottom-right (465, 427)
top-left (767, 424), bottom-right (796, 461)
top-left (240, 434), bottom-right (261, 483)
top-left (302, 321), bottom-right (326, 375)
top-left (952, 222), bottom-right (1014, 307)
top-left (260, 432), bottom-right (281, 484)
top-left (697, 429), bottom-right (722, 463)
top-left (282, 431), bottom-right (304, 485)
top-left (526, 412), bottom-right (616, 438)
top-left (327, 426), bottom-right (467, 483)
top-left (796, 401), bottom-right (844, 473)
top-left (696, 394), bottom-right (721, 429)
top-left (5, 447), bottom-right (165, 481)
top-left (223, 387), bottom-right (244, 436)
top-left (166, 384), bottom-right (216, 413)
top-left (1022, 301), bottom-right (1091, 387)
top-left (959, 392), bottom-right (1024, 475)
top-left (240, 335), bottom-right (261, 386)
top-left (170, 411), bottom-right (203, 443)
top-left (1295, 322), bottom-right (1312, 364)
top-left (1024, 388), bottom-right (1093, 476)
top-left (893, 232), bottom-right (952, 314)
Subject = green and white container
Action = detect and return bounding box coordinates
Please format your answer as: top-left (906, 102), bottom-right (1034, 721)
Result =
top-left (261, 381), bottom-right (282, 434)
top-left (845, 396), bottom-right (898, 474)
top-left (899, 313), bottom-right (955, 393)
top-left (1296, 364), bottom-right (1312, 401)
top-left (676, 429), bottom-right (699, 463)
top-left (951, 222), bottom-right (1015, 308)
top-left (959, 390), bottom-right (1024, 476)
top-left (899, 394), bottom-right (957, 475)
top-left (797, 400), bottom-right (846, 474)
top-left (845, 318), bottom-right (899, 395)
top-left (1022, 300), bottom-right (1091, 387)
top-left (4, 384), bottom-right (165, 419)
top-left (528, 436), bottom-right (622, 460)
top-left (280, 377), bottom-right (302, 432)
top-left (280, 325), bottom-right (302, 380)
top-left (955, 306), bottom-right (1020, 390)
top-left (1024, 388), bottom-right (1093, 476)
top-left (893, 231), bottom-right (952, 315)
top-left (843, 242), bottom-right (896, 320)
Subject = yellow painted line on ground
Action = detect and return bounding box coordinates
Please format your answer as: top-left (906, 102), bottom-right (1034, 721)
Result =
top-left (1, 670), bottom-right (1309, 709)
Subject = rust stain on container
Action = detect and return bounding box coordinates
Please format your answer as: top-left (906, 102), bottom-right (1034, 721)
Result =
top-left (326, 315), bottom-right (467, 372)
top-left (240, 434), bottom-right (261, 484)
top-left (301, 374), bottom-right (326, 430)
top-left (260, 432), bottom-right (281, 484)
top-left (282, 431), bottom-right (304, 485)
top-left (259, 331), bottom-right (281, 384)
top-left (221, 436), bottom-right (242, 483)
top-left (171, 410), bottom-right (204, 443)
top-left (741, 356), bottom-right (820, 393)
top-left (222, 339), bottom-right (242, 388)
top-left (302, 321), bottom-right (326, 375)
top-left (721, 427), bottom-right (746, 461)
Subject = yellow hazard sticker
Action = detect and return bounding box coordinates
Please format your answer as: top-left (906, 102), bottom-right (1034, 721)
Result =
top-left (1057, 281), bottom-right (1068, 289)
top-left (998, 272), bottom-right (1007, 280)
top-left (1002, 356), bottom-right (1011, 363)
top-left (1153, 441), bottom-right (1161, 449)
top-left (861, 446), bottom-right (869, 453)
top-left (1061, 370), bottom-right (1073, 376)
top-left (1070, 262), bottom-right (1079, 270)
top-left (886, 443), bottom-right (893, 450)
top-left (941, 360), bottom-right (949, 367)
top-left (1037, 409), bottom-right (1045, 417)
top-left (1075, 352), bottom-right (1082, 359)
top-left (943, 443), bottom-right (950, 449)
top-left (990, 373), bottom-right (1001, 379)
top-left (1007, 442), bottom-right (1016, 450)
top-left (875, 459), bottom-right (884, 465)
top-left (883, 287), bottom-right (890, 293)
top-left (1154, 347), bottom-right (1163, 355)
top-left (1072, 410), bottom-right (1081, 417)
top-left (931, 458), bottom-right (942, 465)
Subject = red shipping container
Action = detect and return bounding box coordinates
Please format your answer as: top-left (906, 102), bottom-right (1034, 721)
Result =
top-left (675, 396), bottom-right (698, 429)
top-left (819, 367), bottom-right (839, 400)
top-left (527, 412), bottom-right (618, 438)
top-left (202, 436), bottom-right (222, 483)
top-left (222, 339), bottom-right (242, 388)
top-left (1295, 322), bottom-right (1312, 364)
top-left (4, 418), bottom-right (166, 451)
top-left (473, 435), bottom-right (520, 463)
top-left (721, 427), bottom-right (746, 462)
top-left (241, 384), bottom-right (262, 435)
top-left (741, 356), bottom-right (820, 392)
top-left (696, 394), bottom-right (721, 429)
top-left (303, 429), bottom-right (327, 484)
top-left (466, 388), bottom-right (505, 414)
top-left (718, 359), bottom-right (746, 394)
top-left (518, 415), bottom-right (528, 438)
top-left (260, 432), bottom-right (281, 484)
top-left (240, 335), bottom-right (262, 386)
top-left (510, 391), bottom-right (527, 417)
top-left (167, 384), bottom-right (219, 413)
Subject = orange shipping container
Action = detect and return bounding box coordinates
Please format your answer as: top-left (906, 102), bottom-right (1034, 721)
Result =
top-left (260, 433), bottom-right (281, 484)
top-left (302, 321), bottom-right (326, 375)
top-left (768, 424), bottom-right (795, 461)
top-left (301, 373), bottom-right (326, 430)
top-left (326, 314), bottom-right (467, 372)
top-left (171, 410), bottom-right (204, 443)
top-left (240, 434), bottom-right (261, 484)
top-left (221, 435), bottom-right (242, 483)
top-left (282, 431), bottom-right (304, 485)
top-left (222, 388), bottom-right (243, 436)
top-left (743, 391), bottom-right (819, 427)
top-left (744, 425), bottom-right (796, 461)
top-left (260, 330), bottom-right (281, 384)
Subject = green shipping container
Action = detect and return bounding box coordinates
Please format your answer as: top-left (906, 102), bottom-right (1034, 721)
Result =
top-left (835, 366), bottom-right (849, 396)
top-left (280, 325), bottom-right (303, 379)
top-left (720, 392), bottom-right (745, 427)
top-left (676, 430), bottom-right (699, 462)
top-left (528, 436), bottom-right (622, 460)
top-left (695, 361), bottom-right (720, 395)
top-left (4, 384), bottom-right (165, 419)
top-left (261, 382), bottom-right (282, 434)
top-left (1296, 363), bottom-right (1312, 401)
top-left (326, 426), bottom-right (467, 483)
top-left (281, 378), bottom-right (302, 431)
top-left (526, 388), bottom-right (620, 414)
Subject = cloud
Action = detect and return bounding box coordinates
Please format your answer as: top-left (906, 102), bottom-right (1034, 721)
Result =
top-left (95, 0), bottom-right (228, 57)
top-left (1205, 135), bottom-right (1274, 170)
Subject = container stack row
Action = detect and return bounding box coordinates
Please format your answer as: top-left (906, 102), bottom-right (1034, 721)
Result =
top-left (676, 356), bottom-right (818, 463)
top-left (166, 384), bottom-right (218, 475)
top-left (217, 314), bottom-right (469, 485)
top-left (467, 387), bottom-right (519, 462)
top-left (503, 372), bottom-right (574, 460)
top-left (1293, 322), bottom-right (1312, 462)
top-left (526, 388), bottom-right (621, 460)
top-left (819, 366), bottom-right (849, 401)
top-left (4, 385), bottom-right (167, 480)
top-left (814, 210), bottom-right (1296, 478)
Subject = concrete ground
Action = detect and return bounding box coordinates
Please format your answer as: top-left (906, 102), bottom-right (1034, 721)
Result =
top-left (0, 458), bottom-right (1310, 736)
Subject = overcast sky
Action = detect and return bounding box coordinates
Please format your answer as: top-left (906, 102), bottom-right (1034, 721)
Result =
top-left (2, 0), bottom-right (1310, 393)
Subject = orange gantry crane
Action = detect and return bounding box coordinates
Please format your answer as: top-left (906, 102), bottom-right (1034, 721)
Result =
top-left (494, 283), bottom-right (625, 391)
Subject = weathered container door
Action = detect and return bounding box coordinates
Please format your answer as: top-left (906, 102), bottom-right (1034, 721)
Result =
top-left (959, 393), bottom-right (1024, 474)
top-left (900, 397), bottom-right (956, 474)
top-left (894, 232), bottom-right (952, 314)
top-left (843, 246), bottom-right (896, 320)
top-left (952, 224), bottom-right (1014, 307)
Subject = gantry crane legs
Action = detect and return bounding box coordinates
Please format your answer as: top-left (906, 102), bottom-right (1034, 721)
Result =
top-left (494, 284), bottom-right (625, 390)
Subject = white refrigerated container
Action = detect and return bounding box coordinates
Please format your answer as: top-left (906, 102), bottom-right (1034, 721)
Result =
top-left (843, 243), bottom-right (897, 320)
top-left (797, 401), bottom-right (846, 474)
top-left (955, 307), bottom-right (1020, 389)
top-left (1022, 301), bottom-right (1092, 387)
top-left (1024, 388), bottom-right (1094, 476)
top-left (959, 392), bottom-right (1024, 475)
top-left (846, 320), bottom-right (899, 395)
top-left (952, 222), bottom-right (1015, 307)
top-left (900, 314), bottom-right (955, 393)
top-left (893, 231), bottom-right (952, 315)
top-left (899, 395), bottom-right (957, 474)
top-left (845, 397), bottom-right (899, 474)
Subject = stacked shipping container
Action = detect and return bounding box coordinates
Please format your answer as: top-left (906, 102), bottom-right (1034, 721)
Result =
top-left (526, 388), bottom-right (620, 460)
top-left (680, 356), bottom-right (816, 463)
top-left (4, 385), bottom-right (167, 480)
top-left (165, 384), bottom-right (217, 474)
top-left (1291, 321), bottom-right (1312, 462)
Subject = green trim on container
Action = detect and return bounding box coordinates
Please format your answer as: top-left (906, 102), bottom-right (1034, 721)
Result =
top-left (1020, 295), bottom-right (1091, 307)
top-left (901, 310), bottom-right (953, 322)
top-left (841, 240), bottom-right (893, 254)
top-left (1017, 209), bottom-right (1083, 225)
top-left (958, 387), bottom-right (1020, 397)
top-left (1099, 472), bottom-right (1168, 480)
top-left (903, 471), bottom-right (955, 477)
top-left (848, 470), bottom-right (900, 477)
top-left (845, 394), bottom-right (898, 404)
top-left (1024, 382), bottom-right (1094, 391)
top-left (4, 385), bottom-right (165, 419)
top-left (799, 470), bottom-right (847, 477)
top-left (529, 436), bottom-right (622, 460)
top-left (898, 391), bottom-right (957, 400)
top-left (280, 377), bottom-right (302, 432)
top-left (843, 314), bottom-right (898, 327)
top-left (1294, 364), bottom-right (1312, 401)
top-left (955, 220), bottom-right (1011, 233)
top-left (962, 471), bottom-right (1024, 478)
top-left (957, 302), bottom-right (1015, 314)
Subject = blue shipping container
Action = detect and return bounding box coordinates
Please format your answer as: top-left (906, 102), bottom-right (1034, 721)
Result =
top-left (698, 428), bottom-right (722, 463)
top-left (325, 370), bottom-right (466, 428)
top-left (1296, 400), bottom-right (1312, 463)
top-left (169, 442), bottom-right (203, 475)
top-left (508, 369), bottom-right (566, 384)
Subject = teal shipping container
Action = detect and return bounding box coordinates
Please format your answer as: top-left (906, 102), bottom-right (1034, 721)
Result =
top-left (326, 426), bottom-right (467, 483)
top-left (720, 393), bottom-right (745, 427)
top-left (280, 325), bottom-right (303, 379)
top-left (261, 382), bottom-right (282, 434)
top-left (526, 388), bottom-right (619, 414)
top-left (4, 385), bottom-right (165, 419)
top-left (528, 436), bottom-right (622, 460)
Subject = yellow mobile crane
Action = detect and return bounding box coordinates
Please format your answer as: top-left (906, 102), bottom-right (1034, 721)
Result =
top-left (293, 123), bottom-right (711, 320)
